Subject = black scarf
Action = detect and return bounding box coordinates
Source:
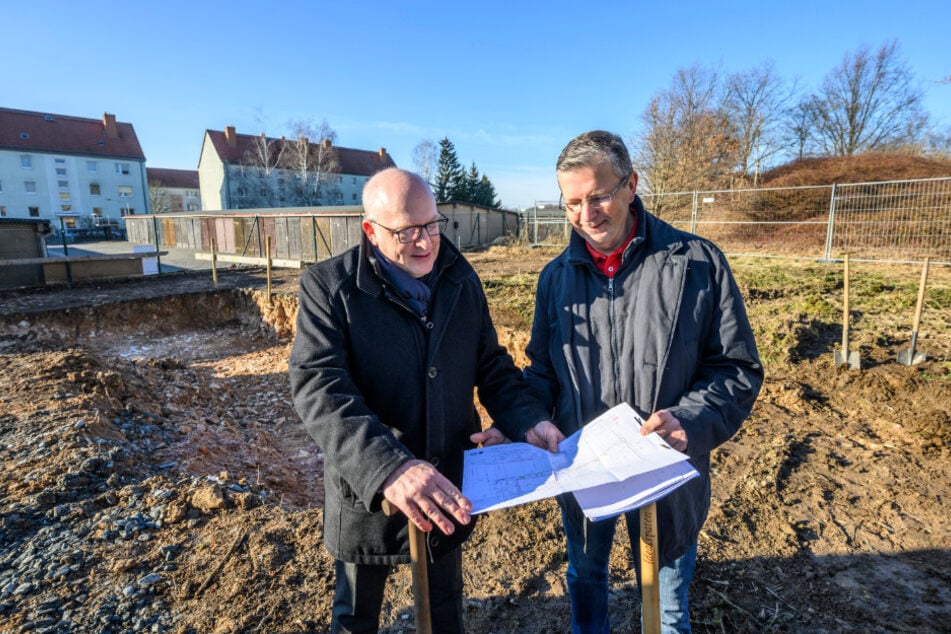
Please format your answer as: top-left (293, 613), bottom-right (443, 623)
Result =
top-left (370, 244), bottom-right (434, 317)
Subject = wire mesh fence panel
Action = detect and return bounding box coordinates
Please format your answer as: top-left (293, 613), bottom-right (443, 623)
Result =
top-left (829, 177), bottom-right (951, 263)
top-left (520, 178), bottom-right (951, 264)
top-left (645, 186), bottom-right (834, 259)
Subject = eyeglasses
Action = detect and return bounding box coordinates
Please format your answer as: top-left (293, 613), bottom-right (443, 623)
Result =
top-left (559, 174), bottom-right (630, 213)
top-left (369, 213), bottom-right (448, 244)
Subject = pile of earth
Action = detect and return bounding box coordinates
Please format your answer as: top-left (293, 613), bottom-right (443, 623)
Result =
top-left (1, 253), bottom-right (949, 633)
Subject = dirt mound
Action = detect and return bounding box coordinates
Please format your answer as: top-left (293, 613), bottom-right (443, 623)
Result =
top-left (760, 153), bottom-right (951, 187)
top-left (1, 252), bottom-right (950, 633)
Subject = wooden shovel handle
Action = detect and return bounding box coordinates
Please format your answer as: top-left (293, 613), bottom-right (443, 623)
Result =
top-left (640, 502), bottom-right (661, 634)
top-left (381, 499), bottom-right (432, 634)
top-left (912, 258), bottom-right (930, 332)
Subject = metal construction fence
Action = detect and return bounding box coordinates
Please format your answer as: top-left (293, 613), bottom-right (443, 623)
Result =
top-left (125, 203), bottom-right (519, 263)
top-left (524, 177), bottom-right (951, 265)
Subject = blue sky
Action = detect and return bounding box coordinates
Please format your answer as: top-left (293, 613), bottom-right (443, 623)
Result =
top-left (6, 1), bottom-right (950, 209)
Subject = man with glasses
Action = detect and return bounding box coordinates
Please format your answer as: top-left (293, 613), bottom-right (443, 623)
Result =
top-left (523, 131), bottom-right (763, 632)
top-left (290, 167), bottom-right (555, 632)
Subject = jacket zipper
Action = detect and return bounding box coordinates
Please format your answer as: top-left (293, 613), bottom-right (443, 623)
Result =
top-left (607, 275), bottom-right (621, 404)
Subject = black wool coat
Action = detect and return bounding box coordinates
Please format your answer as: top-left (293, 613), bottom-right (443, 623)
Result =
top-left (289, 236), bottom-right (547, 564)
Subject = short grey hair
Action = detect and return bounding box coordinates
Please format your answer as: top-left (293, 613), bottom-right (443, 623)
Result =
top-left (556, 130), bottom-right (633, 179)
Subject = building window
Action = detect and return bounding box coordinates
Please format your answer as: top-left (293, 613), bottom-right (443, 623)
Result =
top-left (61, 205), bottom-right (72, 212)
top-left (117, 185), bottom-right (133, 197)
top-left (352, 193), bottom-right (357, 201)
top-left (87, 161), bottom-right (97, 173)
top-left (21, 155), bottom-right (32, 169)
top-left (92, 207), bottom-right (103, 217)
top-left (0, 206), bottom-right (6, 217)
top-left (58, 180), bottom-right (69, 188)
top-left (122, 207), bottom-right (135, 216)
top-left (25, 180), bottom-right (37, 194)
top-left (59, 192), bottom-right (70, 201)
top-left (56, 168), bottom-right (67, 176)
top-left (115, 162), bottom-right (130, 175)
top-left (0, 180), bottom-right (3, 193)
top-left (90, 183), bottom-right (101, 196)
top-left (29, 207), bottom-right (39, 217)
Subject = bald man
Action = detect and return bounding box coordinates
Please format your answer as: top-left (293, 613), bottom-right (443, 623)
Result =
top-left (290, 168), bottom-right (553, 632)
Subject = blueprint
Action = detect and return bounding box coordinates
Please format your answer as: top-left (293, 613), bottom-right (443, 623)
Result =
top-left (463, 403), bottom-right (699, 520)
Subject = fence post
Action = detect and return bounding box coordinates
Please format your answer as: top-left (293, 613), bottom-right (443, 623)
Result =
top-left (312, 216), bottom-right (318, 263)
top-left (152, 215), bottom-right (163, 274)
top-left (690, 191), bottom-right (699, 234)
top-left (256, 215), bottom-right (263, 257)
top-left (823, 184), bottom-right (838, 262)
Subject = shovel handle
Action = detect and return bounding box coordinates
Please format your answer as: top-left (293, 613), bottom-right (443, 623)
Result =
top-left (842, 254), bottom-right (851, 352)
top-left (640, 502), bottom-right (661, 634)
top-left (912, 258), bottom-right (930, 332)
top-left (381, 499), bottom-right (432, 634)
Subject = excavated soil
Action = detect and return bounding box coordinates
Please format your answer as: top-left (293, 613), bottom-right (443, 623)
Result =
top-left (1, 252), bottom-right (949, 633)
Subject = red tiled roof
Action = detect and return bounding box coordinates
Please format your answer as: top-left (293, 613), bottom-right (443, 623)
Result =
top-left (147, 168), bottom-right (199, 189)
top-left (0, 107), bottom-right (145, 160)
top-left (205, 128), bottom-right (396, 176)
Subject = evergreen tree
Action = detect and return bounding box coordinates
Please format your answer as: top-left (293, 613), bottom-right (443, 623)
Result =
top-left (434, 138), bottom-right (463, 202)
top-left (475, 175), bottom-right (501, 208)
top-left (462, 163), bottom-right (481, 203)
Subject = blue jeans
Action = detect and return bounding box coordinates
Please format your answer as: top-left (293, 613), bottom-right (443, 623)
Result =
top-left (558, 494), bottom-right (696, 634)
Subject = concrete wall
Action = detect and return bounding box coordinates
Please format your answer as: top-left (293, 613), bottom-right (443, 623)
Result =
top-left (0, 219), bottom-right (50, 289)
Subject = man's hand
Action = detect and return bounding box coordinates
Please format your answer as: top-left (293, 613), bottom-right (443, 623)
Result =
top-left (382, 460), bottom-right (472, 534)
top-left (469, 427), bottom-right (510, 447)
top-left (640, 409), bottom-right (688, 452)
top-left (525, 420), bottom-right (564, 453)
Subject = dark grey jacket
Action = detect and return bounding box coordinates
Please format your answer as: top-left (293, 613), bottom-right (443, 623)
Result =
top-left (524, 197), bottom-right (763, 566)
top-left (289, 236), bottom-right (547, 565)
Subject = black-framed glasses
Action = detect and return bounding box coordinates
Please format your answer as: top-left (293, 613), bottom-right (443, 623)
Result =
top-left (369, 213), bottom-right (448, 244)
top-left (559, 173), bottom-right (631, 213)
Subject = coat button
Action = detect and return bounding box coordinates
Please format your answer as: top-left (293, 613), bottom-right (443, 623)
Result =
top-left (430, 456), bottom-right (440, 467)
top-left (429, 535), bottom-right (440, 547)
top-left (425, 321), bottom-right (434, 330)
top-left (428, 366), bottom-right (437, 379)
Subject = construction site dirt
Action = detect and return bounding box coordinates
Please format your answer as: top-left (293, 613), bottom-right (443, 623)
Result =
top-left (1, 248), bottom-right (949, 633)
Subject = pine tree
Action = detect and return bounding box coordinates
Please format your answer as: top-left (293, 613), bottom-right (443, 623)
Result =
top-left (434, 138), bottom-right (463, 202)
top-left (475, 175), bottom-right (501, 208)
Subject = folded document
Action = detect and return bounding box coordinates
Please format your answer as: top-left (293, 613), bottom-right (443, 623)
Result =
top-left (463, 403), bottom-right (699, 521)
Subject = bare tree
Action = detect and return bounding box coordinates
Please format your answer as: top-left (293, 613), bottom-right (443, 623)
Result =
top-left (787, 96), bottom-right (823, 161)
top-left (285, 118), bottom-right (339, 205)
top-left (633, 64), bottom-right (737, 201)
top-left (148, 180), bottom-right (170, 214)
top-left (809, 41), bottom-right (929, 155)
top-left (236, 132), bottom-right (288, 207)
top-left (723, 62), bottom-right (795, 185)
top-left (412, 140), bottom-right (437, 186)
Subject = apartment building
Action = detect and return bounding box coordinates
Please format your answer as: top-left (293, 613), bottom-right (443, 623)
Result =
top-left (198, 125), bottom-right (396, 211)
top-left (0, 108), bottom-right (148, 232)
top-left (147, 167), bottom-right (201, 213)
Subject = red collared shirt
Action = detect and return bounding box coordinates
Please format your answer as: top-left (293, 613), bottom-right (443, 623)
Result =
top-left (585, 213), bottom-right (638, 278)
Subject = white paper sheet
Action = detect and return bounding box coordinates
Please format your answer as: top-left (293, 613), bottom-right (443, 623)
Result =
top-left (463, 403), bottom-right (699, 520)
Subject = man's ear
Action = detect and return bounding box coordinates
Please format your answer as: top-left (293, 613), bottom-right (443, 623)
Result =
top-left (628, 172), bottom-right (639, 202)
top-left (362, 219), bottom-right (378, 246)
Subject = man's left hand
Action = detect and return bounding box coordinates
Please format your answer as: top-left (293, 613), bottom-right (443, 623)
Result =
top-left (469, 427), bottom-right (510, 447)
top-left (640, 409), bottom-right (688, 452)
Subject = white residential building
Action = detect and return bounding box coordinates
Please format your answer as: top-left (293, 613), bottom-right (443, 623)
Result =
top-left (198, 125), bottom-right (396, 211)
top-left (147, 167), bottom-right (201, 213)
top-left (0, 108), bottom-right (148, 233)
